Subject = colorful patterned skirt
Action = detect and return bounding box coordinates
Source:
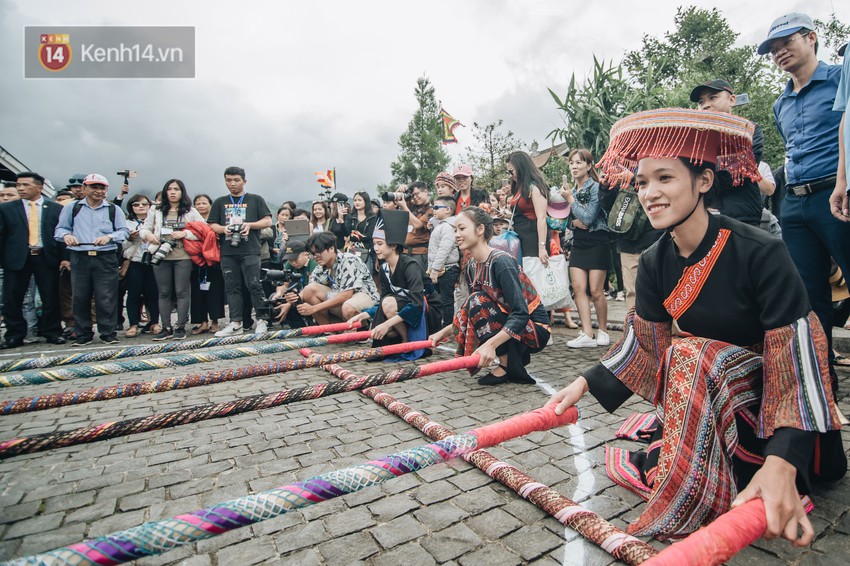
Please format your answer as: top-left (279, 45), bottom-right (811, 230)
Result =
top-left (453, 291), bottom-right (549, 376)
top-left (604, 338), bottom-right (845, 539)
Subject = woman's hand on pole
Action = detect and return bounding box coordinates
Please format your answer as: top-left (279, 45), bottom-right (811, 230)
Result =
top-left (546, 376), bottom-right (589, 415)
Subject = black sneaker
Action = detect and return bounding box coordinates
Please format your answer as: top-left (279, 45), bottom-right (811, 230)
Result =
top-left (152, 327), bottom-right (174, 341)
top-left (100, 334), bottom-right (119, 345)
top-left (173, 327), bottom-right (187, 340)
top-left (71, 335), bottom-right (94, 347)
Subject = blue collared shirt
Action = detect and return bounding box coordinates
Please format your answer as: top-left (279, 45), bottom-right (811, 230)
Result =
top-left (773, 60), bottom-right (843, 185)
top-left (54, 198), bottom-right (129, 251)
top-left (833, 51), bottom-right (849, 186)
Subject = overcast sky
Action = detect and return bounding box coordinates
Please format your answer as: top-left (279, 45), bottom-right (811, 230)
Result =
top-left (2, 0), bottom-right (848, 204)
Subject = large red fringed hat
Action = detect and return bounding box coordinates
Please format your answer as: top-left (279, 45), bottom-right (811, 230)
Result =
top-left (597, 108), bottom-right (762, 188)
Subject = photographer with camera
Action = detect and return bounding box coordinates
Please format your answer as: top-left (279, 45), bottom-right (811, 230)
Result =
top-left (397, 181), bottom-right (433, 272)
top-left (208, 166), bottom-right (273, 336)
top-left (298, 231), bottom-right (379, 325)
top-left (267, 240), bottom-right (318, 328)
top-left (140, 179), bottom-right (205, 341)
top-left (122, 194), bottom-right (160, 338)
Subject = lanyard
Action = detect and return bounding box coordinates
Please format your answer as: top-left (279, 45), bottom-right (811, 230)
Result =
top-left (229, 194), bottom-right (246, 207)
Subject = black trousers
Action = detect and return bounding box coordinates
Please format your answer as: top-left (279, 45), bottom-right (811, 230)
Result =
top-left (70, 251), bottom-right (119, 338)
top-left (220, 254), bottom-right (266, 322)
top-left (2, 254), bottom-right (62, 342)
top-left (190, 264), bottom-right (225, 324)
top-left (125, 261), bottom-right (160, 327)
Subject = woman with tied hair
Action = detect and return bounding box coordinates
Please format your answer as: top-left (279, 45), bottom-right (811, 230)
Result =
top-left (548, 108), bottom-right (846, 544)
top-left (140, 179), bottom-right (205, 341)
top-left (188, 193), bottom-right (223, 335)
top-left (430, 206), bottom-right (550, 386)
top-left (342, 191), bottom-right (378, 276)
top-left (560, 148), bottom-right (611, 349)
top-left (505, 151), bottom-right (550, 267)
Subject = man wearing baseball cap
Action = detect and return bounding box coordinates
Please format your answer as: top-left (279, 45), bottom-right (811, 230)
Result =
top-left (689, 79), bottom-right (766, 227)
top-left (451, 164), bottom-right (488, 215)
top-left (54, 173), bottom-right (129, 346)
top-left (761, 12), bottom-right (850, 384)
top-left (270, 239), bottom-right (317, 328)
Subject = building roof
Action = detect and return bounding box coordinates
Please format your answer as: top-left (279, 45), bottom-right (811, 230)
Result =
top-left (0, 144), bottom-right (55, 198)
top-left (530, 141), bottom-right (570, 169)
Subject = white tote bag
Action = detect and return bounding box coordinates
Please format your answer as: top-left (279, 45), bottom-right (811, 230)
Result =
top-left (522, 254), bottom-right (571, 309)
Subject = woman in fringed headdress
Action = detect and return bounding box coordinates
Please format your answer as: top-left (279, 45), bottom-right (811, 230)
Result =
top-left (430, 206), bottom-right (550, 385)
top-left (548, 108), bottom-right (847, 545)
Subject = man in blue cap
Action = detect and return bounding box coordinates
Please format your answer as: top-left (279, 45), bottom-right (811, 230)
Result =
top-left (760, 13), bottom-right (848, 385)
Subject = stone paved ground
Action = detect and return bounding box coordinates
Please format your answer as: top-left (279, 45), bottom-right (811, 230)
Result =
top-left (0, 301), bottom-right (848, 566)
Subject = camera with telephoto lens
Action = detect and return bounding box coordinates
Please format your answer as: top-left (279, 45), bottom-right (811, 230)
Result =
top-left (381, 184), bottom-right (413, 203)
top-left (149, 222), bottom-right (185, 265)
top-left (227, 224), bottom-right (245, 247)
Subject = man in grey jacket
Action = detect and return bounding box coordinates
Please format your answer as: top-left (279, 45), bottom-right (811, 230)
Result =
top-left (427, 195), bottom-right (460, 327)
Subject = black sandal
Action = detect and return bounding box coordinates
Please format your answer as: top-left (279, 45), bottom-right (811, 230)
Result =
top-left (477, 364), bottom-right (509, 386)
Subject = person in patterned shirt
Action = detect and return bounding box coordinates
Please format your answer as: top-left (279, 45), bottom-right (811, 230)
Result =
top-left (298, 231), bottom-right (379, 325)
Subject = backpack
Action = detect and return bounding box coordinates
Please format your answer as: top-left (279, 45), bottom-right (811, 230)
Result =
top-left (607, 186), bottom-right (649, 241)
top-left (71, 201), bottom-right (118, 230)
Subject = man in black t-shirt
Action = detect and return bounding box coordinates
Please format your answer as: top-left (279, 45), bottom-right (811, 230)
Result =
top-left (209, 166), bottom-right (272, 336)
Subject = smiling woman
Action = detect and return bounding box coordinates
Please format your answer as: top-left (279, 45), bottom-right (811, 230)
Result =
top-left (548, 107), bottom-right (847, 545)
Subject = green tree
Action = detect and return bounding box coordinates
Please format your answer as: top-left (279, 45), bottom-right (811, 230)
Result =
top-left (814, 13), bottom-right (850, 63)
top-left (624, 6), bottom-right (787, 167)
top-left (390, 76), bottom-right (450, 188)
top-left (548, 56), bottom-right (665, 160)
top-left (461, 120), bottom-right (524, 192)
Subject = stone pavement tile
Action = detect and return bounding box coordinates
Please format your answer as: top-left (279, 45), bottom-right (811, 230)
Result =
top-left (194, 525), bottom-right (253, 554)
top-left (458, 543), bottom-right (523, 566)
top-left (368, 493), bottom-right (421, 522)
top-left (275, 520), bottom-right (331, 555)
top-left (557, 536), bottom-right (619, 566)
top-left (413, 502), bottom-right (470, 531)
top-left (414, 463), bottom-right (457, 483)
top-left (501, 524), bottom-right (564, 562)
top-left (87, 509), bottom-right (146, 538)
top-left (370, 541), bottom-right (437, 566)
top-left (64, 499), bottom-right (117, 525)
top-left (318, 531), bottom-right (380, 565)
top-left (502, 498), bottom-right (548, 525)
top-left (302, 497), bottom-right (346, 521)
top-left (3, 512), bottom-right (64, 539)
top-left (466, 507), bottom-right (523, 540)
top-left (16, 522), bottom-right (85, 556)
top-left (251, 510), bottom-right (305, 538)
top-left (370, 514), bottom-right (427, 549)
top-left (342, 485), bottom-right (386, 508)
top-left (581, 493), bottom-right (632, 521)
top-left (452, 486), bottom-right (505, 515)
top-left (414, 480), bottom-right (462, 505)
top-left (118, 486), bottom-right (165, 512)
top-left (797, 550), bottom-right (849, 566)
top-left (837, 512), bottom-right (850, 534)
top-left (380, 472), bottom-right (422, 495)
top-left (0, 501), bottom-right (41, 525)
top-left (134, 545), bottom-right (195, 566)
top-left (324, 507), bottom-right (377, 538)
top-left (420, 523), bottom-right (483, 563)
top-left (446, 469), bottom-right (493, 492)
top-left (216, 538), bottom-right (277, 565)
top-left (278, 547), bottom-right (321, 565)
top-left (0, 539), bottom-right (21, 562)
top-left (43, 490), bottom-right (96, 515)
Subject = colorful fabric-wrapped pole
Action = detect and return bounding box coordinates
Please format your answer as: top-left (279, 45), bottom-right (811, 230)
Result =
top-left (0, 321), bottom-right (361, 373)
top-left (0, 328), bottom-right (371, 388)
top-left (0, 338), bottom-right (435, 416)
top-left (10, 405), bottom-right (579, 566)
top-left (0, 355), bottom-right (479, 459)
top-left (642, 499), bottom-right (767, 566)
top-left (302, 348), bottom-right (658, 565)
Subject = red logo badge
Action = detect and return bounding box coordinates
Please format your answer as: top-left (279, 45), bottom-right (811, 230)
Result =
top-left (38, 34), bottom-right (72, 72)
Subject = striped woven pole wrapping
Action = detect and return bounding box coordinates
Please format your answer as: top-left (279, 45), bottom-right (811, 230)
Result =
top-left (0, 337), bottom-right (435, 415)
top-left (0, 327), bottom-right (371, 388)
top-left (9, 405), bottom-right (579, 565)
top-left (0, 321), bottom-right (361, 373)
top-left (303, 348), bottom-right (657, 565)
top-left (0, 354), bottom-right (479, 459)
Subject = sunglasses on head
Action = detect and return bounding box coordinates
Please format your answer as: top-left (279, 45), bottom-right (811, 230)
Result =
top-left (68, 178), bottom-right (85, 185)
top-left (433, 205), bottom-right (450, 210)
